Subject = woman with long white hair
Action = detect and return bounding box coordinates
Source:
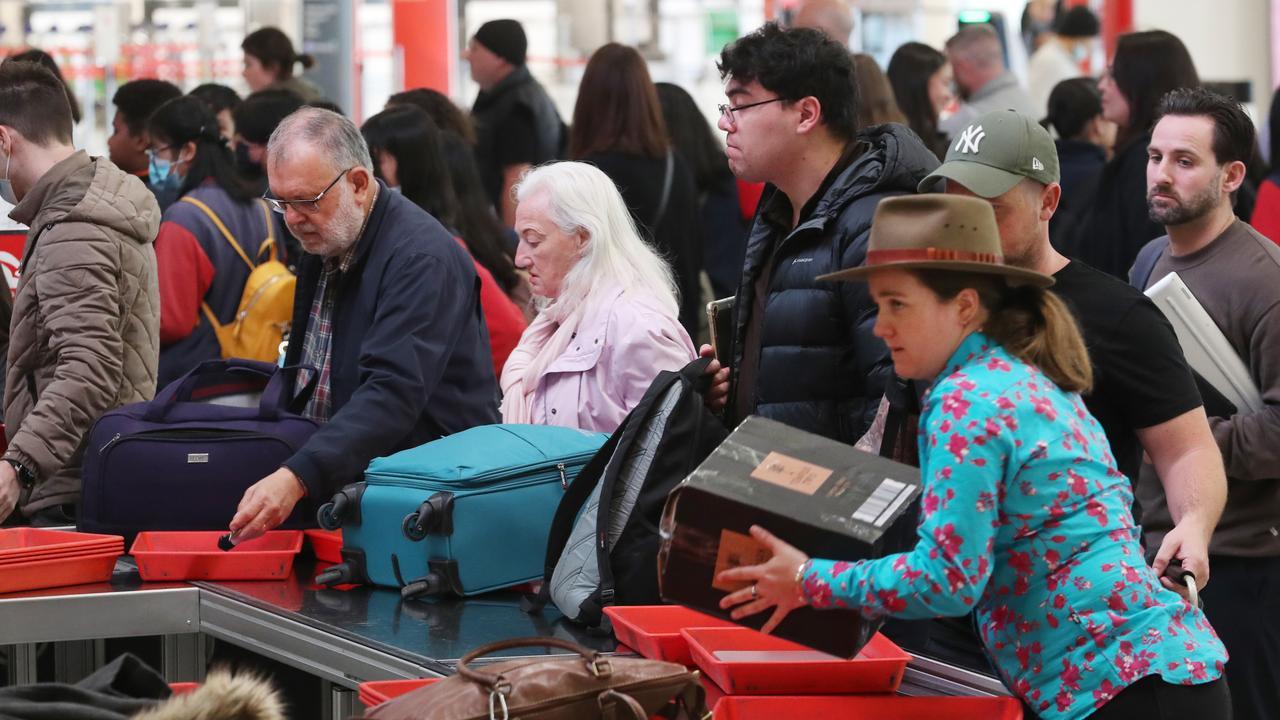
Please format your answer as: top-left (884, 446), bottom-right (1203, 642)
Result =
top-left (500, 161), bottom-right (696, 433)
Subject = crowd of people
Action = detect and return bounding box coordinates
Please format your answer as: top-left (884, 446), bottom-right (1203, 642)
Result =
top-left (0, 2), bottom-right (1277, 718)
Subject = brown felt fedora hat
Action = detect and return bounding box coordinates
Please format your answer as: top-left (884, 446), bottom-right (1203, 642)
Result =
top-left (818, 194), bottom-right (1054, 287)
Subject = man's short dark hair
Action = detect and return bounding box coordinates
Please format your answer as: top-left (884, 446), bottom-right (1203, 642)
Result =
top-left (233, 88), bottom-right (306, 144)
top-left (189, 83), bottom-right (241, 115)
top-left (717, 22), bottom-right (858, 141)
top-left (112, 79), bottom-right (182, 136)
top-left (1156, 87), bottom-right (1255, 167)
top-left (0, 61), bottom-right (74, 146)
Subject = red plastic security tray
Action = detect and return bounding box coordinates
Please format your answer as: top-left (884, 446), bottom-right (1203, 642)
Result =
top-left (603, 605), bottom-right (738, 666)
top-left (0, 528), bottom-right (123, 561)
top-left (714, 695), bottom-right (1023, 719)
top-left (131, 531), bottom-right (303, 581)
top-left (358, 678), bottom-right (439, 708)
top-left (304, 529), bottom-right (343, 564)
top-left (682, 627), bottom-right (910, 695)
top-left (0, 550), bottom-right (121, 594)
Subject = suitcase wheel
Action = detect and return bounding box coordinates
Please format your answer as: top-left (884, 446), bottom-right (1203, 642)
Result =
top-left (402, 511), bottom-right (428, 541)
top-left (401, 572), bottom-right (444, 599)
top-left (315, 562), bottom-right (356, 586)
top-left (317, 500), bottom-right (344, 530)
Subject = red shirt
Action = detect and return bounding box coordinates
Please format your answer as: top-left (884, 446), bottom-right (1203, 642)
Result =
top-left (457, 238), bottom-right (527, 377)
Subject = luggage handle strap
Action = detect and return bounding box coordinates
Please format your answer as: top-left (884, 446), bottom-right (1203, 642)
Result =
top-left (144, 359), bottom-right (318, 421)
top-left (456, 637), bottom-right (610, 693)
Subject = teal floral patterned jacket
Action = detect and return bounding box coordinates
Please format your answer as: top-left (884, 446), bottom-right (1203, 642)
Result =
top-left (801, 332), bottom-right (1226, 720)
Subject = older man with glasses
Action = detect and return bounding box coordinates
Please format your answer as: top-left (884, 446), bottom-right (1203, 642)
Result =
top-left (227, 107), bottom-right (500, 544)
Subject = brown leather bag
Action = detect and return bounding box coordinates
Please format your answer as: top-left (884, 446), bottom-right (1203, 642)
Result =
top-left (363, 637), bottom-right (708, 720)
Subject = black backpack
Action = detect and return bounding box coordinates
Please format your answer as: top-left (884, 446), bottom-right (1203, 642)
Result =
top-left (525, 357), bottom-right (730, 628)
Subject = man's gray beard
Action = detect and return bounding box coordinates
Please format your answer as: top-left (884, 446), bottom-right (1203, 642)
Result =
top-left (326, 204), bottom-right (364, 255)
top-left (289, 189), bottom-right (365, 257)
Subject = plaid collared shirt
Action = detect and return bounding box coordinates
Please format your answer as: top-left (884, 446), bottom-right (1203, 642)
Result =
top-left (300, 239), bottom-right (361, 422)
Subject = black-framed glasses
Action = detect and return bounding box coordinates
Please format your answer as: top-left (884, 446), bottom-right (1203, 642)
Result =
top-left (718, 97), bottom-right (784, 124)
top-left (264, 167), bottom-right (353, 214)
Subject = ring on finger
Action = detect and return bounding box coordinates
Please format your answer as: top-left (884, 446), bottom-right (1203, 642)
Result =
top-left (750, 583), bottom-right (758, 600)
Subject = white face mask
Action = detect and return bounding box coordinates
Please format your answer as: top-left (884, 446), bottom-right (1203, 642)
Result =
top-left (0, 147), bottom-right (15, 206)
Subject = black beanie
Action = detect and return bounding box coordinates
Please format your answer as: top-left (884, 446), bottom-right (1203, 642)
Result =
top-left (473, 19), bottom-right (527, 66)
top-left (1054, 7), bottom-right (1100, 38)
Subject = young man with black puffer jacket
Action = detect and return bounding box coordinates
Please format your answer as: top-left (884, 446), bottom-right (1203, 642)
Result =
top-left (702, 22), bottom-right (939, 446)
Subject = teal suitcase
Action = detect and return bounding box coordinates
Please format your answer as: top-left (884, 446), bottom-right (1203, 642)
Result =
top-left (314, 424), bottom-right (606, 598)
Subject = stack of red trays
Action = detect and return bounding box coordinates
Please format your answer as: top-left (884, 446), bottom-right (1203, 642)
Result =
top-left (0, 528), bottom-right (124, 593)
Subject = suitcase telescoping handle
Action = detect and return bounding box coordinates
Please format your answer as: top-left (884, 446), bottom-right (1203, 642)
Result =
top-left (143, 359), bottom-right (317, 422)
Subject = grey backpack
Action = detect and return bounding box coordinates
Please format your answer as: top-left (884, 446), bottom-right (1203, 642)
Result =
top-left (525, 358), bottom-right (729, 628)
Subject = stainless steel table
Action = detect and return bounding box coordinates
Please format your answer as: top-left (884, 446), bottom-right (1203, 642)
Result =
top-left (2, 555), bottom-right (1006, 718)
top-left (194, 556), bottom-right (614, 717)
top-left (0, 558), bottom-right (203, 686)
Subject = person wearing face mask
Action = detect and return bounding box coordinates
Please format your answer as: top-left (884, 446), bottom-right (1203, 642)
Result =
top-left (108, 79), bottom-right (182, 189)
top-left (0, 61), bottom-right (159, 526)
top-left (147, 96), bottom-right (279, 388)
top-left (1026, 7), bottom-right (1100, 118)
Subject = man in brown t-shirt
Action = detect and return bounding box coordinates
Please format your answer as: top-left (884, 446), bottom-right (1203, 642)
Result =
top-left (1132, 87), bottom-right (1280, 720)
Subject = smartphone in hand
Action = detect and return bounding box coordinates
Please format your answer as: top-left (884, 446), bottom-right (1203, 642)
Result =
top-left (707, 297), bottom-right (735, 363)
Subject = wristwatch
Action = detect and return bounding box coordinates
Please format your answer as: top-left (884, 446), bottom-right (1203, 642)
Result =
top-left (4, 458), bottom-right (35, 488)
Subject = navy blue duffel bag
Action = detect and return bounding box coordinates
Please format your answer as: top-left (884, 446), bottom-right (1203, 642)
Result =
top-left (78, 359), bottom-right (319, 541)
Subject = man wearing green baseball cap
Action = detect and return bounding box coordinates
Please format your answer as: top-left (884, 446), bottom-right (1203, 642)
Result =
top-left (920, 109), bottom-right (1226, 601)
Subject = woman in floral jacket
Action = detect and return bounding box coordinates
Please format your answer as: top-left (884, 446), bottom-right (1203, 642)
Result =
top-left (718, 195), bottom-right (1229, 720)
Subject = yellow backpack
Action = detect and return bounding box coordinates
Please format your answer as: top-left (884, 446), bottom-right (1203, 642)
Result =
top-left (181, 196), bottom-right (295, 363)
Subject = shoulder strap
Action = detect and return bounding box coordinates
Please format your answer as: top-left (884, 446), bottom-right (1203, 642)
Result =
top-left (1129, 236), bottom-right (1170, 290)
top-left (199, 301), bottom-right (224, 332)
top-left (255, 199), bottom-right (279, 263)
top-left (650, 150), bottom-right (675, 229)
top-left (180, 196), bottom-right (254, 271)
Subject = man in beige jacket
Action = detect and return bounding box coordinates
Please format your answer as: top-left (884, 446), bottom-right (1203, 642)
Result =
top-left (0, 61), bottom-right (160, 525)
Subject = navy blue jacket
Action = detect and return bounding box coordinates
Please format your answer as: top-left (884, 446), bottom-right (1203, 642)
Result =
top-left (727, 124), bottom-right (938, 444)
top-left (283, 185), bottom-right (500, 497)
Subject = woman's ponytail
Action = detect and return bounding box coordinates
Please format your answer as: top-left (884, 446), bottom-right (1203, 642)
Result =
top-left (985, 283), bottom-right (1093, 393)
top-left (913, 269), bottom-right (1093, 394)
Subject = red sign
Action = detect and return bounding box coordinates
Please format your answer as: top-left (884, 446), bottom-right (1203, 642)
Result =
top-left (0, 231), bottom-right (24, 296)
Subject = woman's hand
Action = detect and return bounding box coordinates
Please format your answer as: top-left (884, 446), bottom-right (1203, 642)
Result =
top-left (698, 344), bottom-right (731, 411)
top-left (715, 525), bottom-right (811, 634)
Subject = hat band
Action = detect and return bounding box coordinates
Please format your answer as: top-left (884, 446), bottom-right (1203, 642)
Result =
top-left (867, 247), bottom-right (1004, 266)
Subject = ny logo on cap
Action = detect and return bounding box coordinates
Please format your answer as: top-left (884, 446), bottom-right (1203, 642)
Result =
top-left (954, 124), bottom-right (986, 154)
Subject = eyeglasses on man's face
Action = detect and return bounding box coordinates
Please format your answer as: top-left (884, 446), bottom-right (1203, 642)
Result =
top-left (264, 167), bottom-right (354, 214)
top-left (718, 97), bottom-right (785, 124)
